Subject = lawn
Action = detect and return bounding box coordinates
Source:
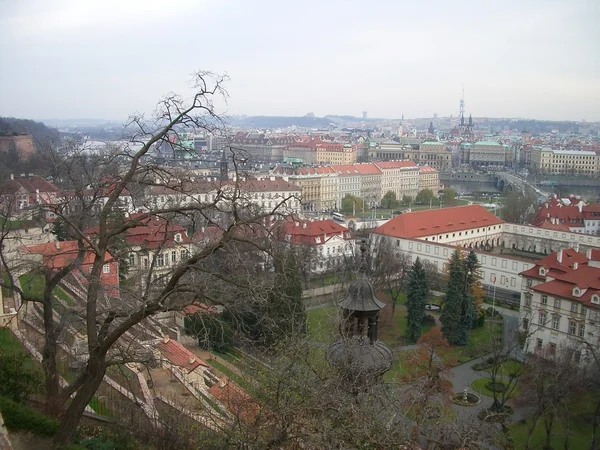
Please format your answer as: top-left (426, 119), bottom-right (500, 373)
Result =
top-left (436, 323), bottom-right (501, 365)
top-left (306, 306), bottom-right (341, 344)
top-left (509, 390), bottom-right (597, 449)
top-left (206, 358), bottom-right (252, 391)
top-left (19, 273), bottom-right (73, 306)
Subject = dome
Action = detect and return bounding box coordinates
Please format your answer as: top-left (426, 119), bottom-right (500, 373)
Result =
top-left (327, 336), bottom-right (393, 380)
top-left (338, 276), bottom-right (386, 312)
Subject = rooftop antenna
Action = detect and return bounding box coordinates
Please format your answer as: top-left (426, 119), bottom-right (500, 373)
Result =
top-left (459, 84), bottom-right (465, 124)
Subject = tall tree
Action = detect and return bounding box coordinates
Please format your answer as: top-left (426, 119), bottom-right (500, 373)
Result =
top-left (406, 257), bottom-right (429, 341)
top-left (380, 190), bottom-right (399, 209)
top-left (0, 71), bottom-right (301, 446)
top-left (456, 250), bottom-right (480, 345)
top-left (440, 248), bottom-right (465, 344)
top-left (500, 191), bottom-right (537, 224)
top-left (371, 237), bottom-right (411, 317)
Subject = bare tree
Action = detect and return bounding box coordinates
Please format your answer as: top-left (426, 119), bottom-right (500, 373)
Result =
top-left (371, 236), bottom-right (411, 316)
top-left (0, 71), bottom-right (301, 446)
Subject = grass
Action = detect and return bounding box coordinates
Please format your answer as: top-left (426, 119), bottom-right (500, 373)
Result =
top-left (509, 390), bottom-right (596, 449)
top-left (306, 306), bottom-right (340, 344)
top-left (437, 323), bottom-right (501, 365)
top-left (19, 273), bottom-right (73, 306)
top-left (206, 358), bottom-right (252, 391)
top-left (0, 328), bottom-right (42, 373)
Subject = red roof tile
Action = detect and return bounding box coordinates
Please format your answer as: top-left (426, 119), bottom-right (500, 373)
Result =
top-left (374, 160), bottom-right (418, 170)
top-left (156, 336), bottom-right (208, 372)
top-left (208, 377), bottom-right (259, 423)
top-left (280, 218), bottom-right (351, 246)
top-left (372, 205), bottom-right (504, 239)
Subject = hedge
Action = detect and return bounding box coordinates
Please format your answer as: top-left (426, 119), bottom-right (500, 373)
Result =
top-left (0, 396), bottom-right (59, 437)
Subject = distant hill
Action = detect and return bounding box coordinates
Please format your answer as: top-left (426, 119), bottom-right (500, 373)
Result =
top-left (0, 117), bottom-right (59, 148)
top-left (227, 115), bottom-right (334, 129)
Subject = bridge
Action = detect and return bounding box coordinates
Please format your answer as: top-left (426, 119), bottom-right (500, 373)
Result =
top-left (493, 172), bottom-right (550, 200)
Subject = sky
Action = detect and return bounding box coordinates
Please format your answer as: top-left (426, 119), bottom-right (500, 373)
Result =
top-left (1, 0), bottom-right (599, 122)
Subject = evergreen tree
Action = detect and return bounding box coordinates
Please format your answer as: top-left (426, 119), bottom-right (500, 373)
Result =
top-left (456, 251), bottom-right (480, 345)
top-left (440, 249), bottom-right (465, 344)
top-left (406, 258), bottom-right (429, 341)
top-left (51, 217), bottom-right (68, 241)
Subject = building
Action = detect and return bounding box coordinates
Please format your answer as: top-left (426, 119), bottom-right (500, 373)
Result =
top-left (228, 132), bottom-right (296, 162)
top-left (280, 218), bottom-right (355, 273)
top-left (418, 165), bottom-right (440, 194)
top-left (284, 141), bottom-right (318, 164)
top-left (331, 163), bottom-right (382, 207)
top-left (372, 204), bottom-right (504, 250)
top-left (519, 248), bottom-right (600, 363)
top-left (532, 196), bottom-right (600, 235)
top-left (466, 141), bottom-right (508, 167)
top-left (530, 147), bottom-right (598, 175)
top-left (408, 142), bottom-right (452, 170)
top-left (23, 240), bottom-right (120, 299)
top-left (316, 143), bottom-right (357, 165)
top-left (0, 174), bottom-right (61, 218)
top-left (374, 160), bottom-right (420, 200)
top-left (368, 140), bottom-right (407, 160)
top-left (272, 166), bottom-right (338, 211)
top-left (0, 134), bottom-right (36, 159)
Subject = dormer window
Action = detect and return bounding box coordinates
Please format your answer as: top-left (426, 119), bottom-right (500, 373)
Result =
top-left (573, 286), bottom-right (581, 297)
top-left (539, 267), bottom-right (546, 276)
top-left (174, 233), bottom-right (182, 242)
top-left (592, 294), bottom-right (600, 305)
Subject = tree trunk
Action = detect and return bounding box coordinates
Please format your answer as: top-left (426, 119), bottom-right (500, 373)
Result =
top-left (590, 398), bottom-right (600, 450)
top-left (53, 358), bottom-right (106, 447)
top-left (42, 302), bottom-right (62, 415)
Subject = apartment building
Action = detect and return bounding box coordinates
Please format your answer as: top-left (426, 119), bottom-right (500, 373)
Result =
top-left (403, 142), bottom-right (451, 170)
top-left (316, 143), bottom-right (357, 165)
top-left (531, 147), bottom-right (598, 175)
top-left (519, 248), bottom-right (600, 363)
top-left (418, 165), bottom-right (440, 194)
top-left (466, 141), bottom-right (509, 166)
top-left (272, 166), bottom-right (338, 211)
top-left (331, 163), bottom-right (382, 207)
top-left (374, 160), bottom-right (420, 200)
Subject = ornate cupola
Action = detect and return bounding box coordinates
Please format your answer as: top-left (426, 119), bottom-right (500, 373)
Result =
top-left (327, 240), bottom-right (393, 387)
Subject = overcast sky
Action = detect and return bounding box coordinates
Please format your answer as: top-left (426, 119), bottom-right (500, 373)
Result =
top-left (1, 0), bottom-right (599, 122)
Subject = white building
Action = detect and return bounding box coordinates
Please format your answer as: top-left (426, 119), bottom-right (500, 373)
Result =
top-left (519, 248), bottom-right (600, 363)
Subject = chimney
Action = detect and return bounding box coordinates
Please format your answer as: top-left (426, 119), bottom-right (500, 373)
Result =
top-left (55, 241), bottom-right (60, 249)
top-left (578, 201), bottom-right (584, 213)
top-left (557, 249), bottom-right (563, 264)
top-left (163, 335), bottom-right (170, 343)
top-left (574, 242), bottom-right (580, 252)
top-left (189, 357), bottom-right (196, 365)
top-left (587, 248), bottom-right (593, 260)
top-left (302, 222), bottom-right (307, 229)
top-left (10, 173), bottom-right (14, 180)
top-left (573, 261), bottom-right (579, 270)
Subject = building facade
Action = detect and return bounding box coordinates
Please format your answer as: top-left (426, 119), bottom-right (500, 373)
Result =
top-left (530, 147), bottom-right (598, 175)
top-left (374, 160), bottom-right (420, 200)
top-left (418, 165), bottom-right (440, 194)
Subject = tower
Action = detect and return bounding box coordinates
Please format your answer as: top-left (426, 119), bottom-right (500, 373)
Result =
top-left (327, 241), bottom-right (393, 388)
top-left (428, 121), bottom-right (435, 135)
top-left (459, 85), bottom-right (465, 125)
top-left (220, 147), bottom-right (228, 181)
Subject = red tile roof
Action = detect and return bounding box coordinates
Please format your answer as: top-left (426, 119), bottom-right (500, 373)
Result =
top-left (0, 176), bottom-right (60, 195)
top-left (419, 165), bottom-right (438, 174)
top-left (375, 160), bottom-right (418, 170)
top-left (331, 163), bottom-right (381, 175)
top-left (280, 218), bottom-right (351, 246)
top-left (208, 377), bottom-right (259, 423)
top-left (180, 302), bottom-right (219, 316)
top-left (372, 205), bottom-right (504, 239)
top-left (156, 336), bottom-right (208, 372)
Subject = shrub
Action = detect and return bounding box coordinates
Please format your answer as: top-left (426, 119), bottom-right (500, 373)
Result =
top-left (0, 396), bottom-right (59, 436)
top-left (422, 314), bottom-right (436, 325)
top-left (0, 346), bottom-right (43, 402)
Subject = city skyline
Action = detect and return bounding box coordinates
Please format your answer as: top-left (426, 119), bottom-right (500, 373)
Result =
top-left (1, 0), bottom-right (599, 122)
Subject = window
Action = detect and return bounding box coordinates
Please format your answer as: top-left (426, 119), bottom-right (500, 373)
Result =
top-left (569, 321), bottom-right (577, 335)
top-left (554, 298), bottom-right (561, 308)
top-left (129, 254), bottom-right (135, 266)
top-left (523, 318), bottom-right (529, 330)
top-left (581, 306), bottom-right (587, 317)
top-left (536, 338), bottom-right (543, 350)
top-left (542, 295), bottom-right (548, 305)
top-left (526, 279), bottom-right (532, 288)
top-left (579, 324), bottom-right (586, 338)
top-left (571, 303), bottom-right (578, 313)
top-left (524, 294), bottom-right (532, 307)
top-left (539, 312), bottom-right (547, 326)
top-left (549, 343), bottom-right (556, 355)
top-left (103, 264), bottom-right (110, 274)
top-left (552, 316), bottom-right (560, 330)
top-left (157, 254), bottom-right (164, 267)
top-left (171, 251), bottom-right (177, 264)
top-left (180, 249), bottom-right (188, 261)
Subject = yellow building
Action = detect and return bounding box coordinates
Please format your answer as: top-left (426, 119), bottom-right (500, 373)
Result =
top-left (316, 143), bottom-right (357, 165)
top-left (531, 147), bottom-right (598, 175)
top-left (418, 165), bottom-right (440, 194)
top-left (403, 141), bottom-right (451, 170)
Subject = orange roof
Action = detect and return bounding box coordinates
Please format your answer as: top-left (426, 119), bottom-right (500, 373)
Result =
top-left (331, 163), bottom-right (381, 175)
top-left (25, 241), bottom-right (109, 270)
top-left (208, 377), bottom-right (259, 423)
top-left (372, 205), bottom-right (504, 239)
top-left (280, 218), bottom-right (351, 245)
top-left (374, 160), bottom-right (418, 170)
top-left (156, 336), bottom-right (208, 372)
top-left (419, 165), bottom-right (438, 174)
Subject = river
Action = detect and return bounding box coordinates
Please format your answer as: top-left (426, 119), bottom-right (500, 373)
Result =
top-left (445, 181), bottom-right (599, 201)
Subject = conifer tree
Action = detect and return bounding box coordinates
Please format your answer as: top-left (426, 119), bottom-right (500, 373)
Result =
top-left (456, 251), bottom-right (480, 345)
top-left (406, 257), bottom-right (429, 341)
top-left (440, 249), bottom-right (465, 344)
